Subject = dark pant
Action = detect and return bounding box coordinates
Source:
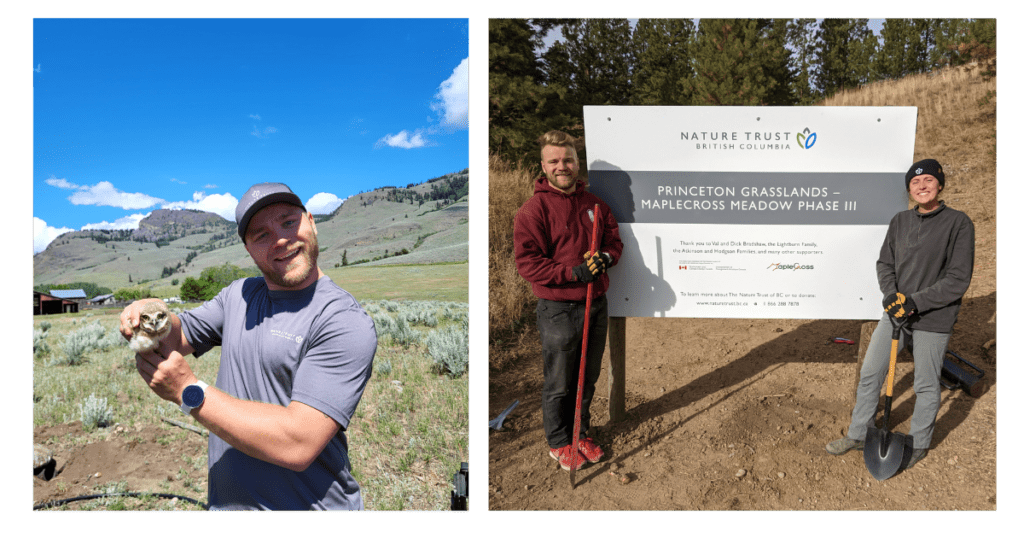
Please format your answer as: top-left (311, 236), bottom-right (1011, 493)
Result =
top-left (537, 295), bottom-right (608, 449)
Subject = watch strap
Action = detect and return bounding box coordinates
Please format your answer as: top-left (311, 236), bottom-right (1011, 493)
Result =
top-left (179, 380), bottom-right (209, 415)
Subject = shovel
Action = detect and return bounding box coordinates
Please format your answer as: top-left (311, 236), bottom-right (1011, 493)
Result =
top-left (864, 316), bottom-right (913, 481)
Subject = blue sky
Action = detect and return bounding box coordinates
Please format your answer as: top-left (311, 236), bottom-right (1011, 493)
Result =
top-left (33, 18), bottom-right (468, 253)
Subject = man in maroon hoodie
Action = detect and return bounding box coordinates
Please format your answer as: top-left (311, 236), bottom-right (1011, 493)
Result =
top-left (513, 130), bottom-right (623, 471)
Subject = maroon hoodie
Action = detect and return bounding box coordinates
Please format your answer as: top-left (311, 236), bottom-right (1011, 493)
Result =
top-left (513, 175), bottom-right (623, 302)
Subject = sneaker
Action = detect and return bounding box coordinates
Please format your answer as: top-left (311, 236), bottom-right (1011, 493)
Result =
top-left (577, 437), bottom-right (605, 464)
top-left (549, 445), bottom-right (584, 471)
top-left (825, 437), bottom-right (864, 455)
top-left (904, 448), bottom-right (928, 470)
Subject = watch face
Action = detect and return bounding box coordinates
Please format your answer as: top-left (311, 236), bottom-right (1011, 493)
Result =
top-left (182, 385), bottom-right (205, 408)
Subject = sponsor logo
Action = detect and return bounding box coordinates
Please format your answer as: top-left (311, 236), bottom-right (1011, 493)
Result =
top-left (587, 209), bottom-right (594, 223)
top-left (767, 262), bottom-right (814, 271)
top-left (796, 127), bottom-right (817, 150)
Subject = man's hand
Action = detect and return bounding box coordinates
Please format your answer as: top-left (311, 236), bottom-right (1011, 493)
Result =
top-left (585, 251), bottom-right (611, 275)
top-left (119, 298), bottom-right (169, 342)
top-left (883, 292), bottom-right (916, 319)
top-left (135, 342), bottom-right (198, 405)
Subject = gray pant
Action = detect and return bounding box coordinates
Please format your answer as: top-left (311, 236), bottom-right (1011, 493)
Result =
top-left (847, 315), bottom-right (949, 449)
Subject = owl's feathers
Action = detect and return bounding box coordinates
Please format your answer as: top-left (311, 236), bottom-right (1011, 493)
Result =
top-left (129, 301), bottom-right (172, 354)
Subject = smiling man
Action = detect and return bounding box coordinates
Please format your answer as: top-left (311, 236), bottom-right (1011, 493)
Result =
top-left (513, 131), bottom-right (623, 472)
top-left (121, 183), bottom-right (376, 510)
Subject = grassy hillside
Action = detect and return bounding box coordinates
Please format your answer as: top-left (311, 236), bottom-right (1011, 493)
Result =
top-left (34, 174), bottom-right (469, 296)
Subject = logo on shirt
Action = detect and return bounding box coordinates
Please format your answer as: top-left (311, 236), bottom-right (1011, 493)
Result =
top-left (270, 329), bottom-right (304, 346)
top-left (587, 209), bottom-right (594, 223)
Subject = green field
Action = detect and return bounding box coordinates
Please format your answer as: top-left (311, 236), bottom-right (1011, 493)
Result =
top-left (324, 262), bottom-right (468, 303)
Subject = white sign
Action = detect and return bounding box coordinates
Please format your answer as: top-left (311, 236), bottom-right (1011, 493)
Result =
top-left (583, 106), bottom-right (918, 319)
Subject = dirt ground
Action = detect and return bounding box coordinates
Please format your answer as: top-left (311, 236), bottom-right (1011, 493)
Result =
top-left (33, 421), bottom-right (208, 510)
top-left (489, 227), bottom-right (997, 511)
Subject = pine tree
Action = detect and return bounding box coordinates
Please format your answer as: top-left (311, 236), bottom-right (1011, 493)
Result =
top-left (815, 19), bottom-right (877, 97)
top-left (688, 19), bottom-right (773, 106)
top-left (787, 18), bottom-right (820, 104)
top-left (630, 19), bottom-right (695, 106)
top-left (875, 19), bottom-right (916, 80)
top-left (755, 19), bottom-right (797, 106)
top-left (547, 18), bottom-right (635, 114)
top-left (489, 19), bottom-right (573, 166)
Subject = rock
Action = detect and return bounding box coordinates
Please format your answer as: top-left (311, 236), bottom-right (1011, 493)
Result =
top-left (736, 469), bottom-right (747, 478)
top-left (777, 472), bottom-right (786, 479)
top-left (610, 462), bottom-right (621, 472)
top-left (620, 474), bottom-right (632, 485)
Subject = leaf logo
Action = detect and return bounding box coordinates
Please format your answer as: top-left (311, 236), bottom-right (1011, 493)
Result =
top-left (796, 127), bottom-right (817, 150)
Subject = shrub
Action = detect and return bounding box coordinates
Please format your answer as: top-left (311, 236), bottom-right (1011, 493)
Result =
top-left (388, 316), bottom-right (421, 348)
top-left (48, 322), bottom-right (125, 366)
top-left (114, 286), bottom-right (152, 302)
top-left (374, 358), bottom-right (393, 377)
top-left (426, 321), bottom-right (468, 377)
top-left (78, 393), bottom-right (114, 430)
top-left (33, 329), bottom-right (51, 358)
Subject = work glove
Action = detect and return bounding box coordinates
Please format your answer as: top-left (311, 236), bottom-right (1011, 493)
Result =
top-left (883, 292), bottom-right (916, 319)
top-left (571, 262), bottom-right (598, 283)
top-left (585, 251), bottom-right (612, 275)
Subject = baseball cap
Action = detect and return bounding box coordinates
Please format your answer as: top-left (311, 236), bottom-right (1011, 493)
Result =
top-left (236, 183), bottom-right (305, 241)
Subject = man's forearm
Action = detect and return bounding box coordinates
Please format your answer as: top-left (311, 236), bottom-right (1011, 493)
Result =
top-left (189, 386), bottom-right (338, 472)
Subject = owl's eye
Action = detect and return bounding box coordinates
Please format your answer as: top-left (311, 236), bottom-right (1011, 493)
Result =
top-left (156, 312), bottom-right (166, 320)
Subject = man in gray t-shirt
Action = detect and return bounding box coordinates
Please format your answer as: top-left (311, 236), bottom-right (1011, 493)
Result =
top-left (121, 183), bottom-right (376, 510)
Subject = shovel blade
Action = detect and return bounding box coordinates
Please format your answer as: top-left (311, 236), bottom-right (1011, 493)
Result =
top-left (864, 426), bottom-right (912, 481)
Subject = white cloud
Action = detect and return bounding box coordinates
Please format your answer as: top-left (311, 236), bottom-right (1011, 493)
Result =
top-left (45, 177), bottom-right (80, 189)
top-left (66, 181), bottom-right (165, 210)
top-left (305, 192), bottom-right (344, 215)
top-left (81, 213), bottom-right (149, 231)
top-left (33, 217), bottom-right (74, 254)
top-left (170, 177), bottom-right (186, 184)
top-left (251, 125), bottom-right (278, 139)
top-left (377, 130), bottom-right (428, 149)
top-left (432, 57), bottom-right (469, 130)
top-left (47, 177), bottom-right (165, 210)
top-left (162, 191), bottom-right (239, 221)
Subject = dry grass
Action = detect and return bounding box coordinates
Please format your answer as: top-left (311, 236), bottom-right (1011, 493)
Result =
top-left (488, 154), bottom-right (540, 340)
top-left (820, 63), bottom-right (996, 224)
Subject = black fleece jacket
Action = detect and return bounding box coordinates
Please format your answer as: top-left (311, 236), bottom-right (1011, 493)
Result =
top-left (876, 201), bottom-right (975, 333)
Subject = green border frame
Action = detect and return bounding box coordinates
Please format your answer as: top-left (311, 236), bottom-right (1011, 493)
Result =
top-left (8, 1), bottom-right (1015, 532)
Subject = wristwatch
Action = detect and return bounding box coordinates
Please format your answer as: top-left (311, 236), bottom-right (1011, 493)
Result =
top-left (180, 380), bottom-right (209, 415)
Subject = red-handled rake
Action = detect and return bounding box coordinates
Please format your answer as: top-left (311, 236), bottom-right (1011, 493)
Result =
top-left (570, 204), bottom-right (600, 489)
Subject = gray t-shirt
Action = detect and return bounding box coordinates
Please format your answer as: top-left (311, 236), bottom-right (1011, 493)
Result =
top-left (178, 275), bottom-right (376, 510)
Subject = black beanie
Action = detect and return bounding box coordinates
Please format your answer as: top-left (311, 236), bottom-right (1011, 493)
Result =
top-left (905, 159), bottom-right (945, 191)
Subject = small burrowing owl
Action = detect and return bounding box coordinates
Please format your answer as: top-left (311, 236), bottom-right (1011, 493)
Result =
top-left (129, 301), bottom-right (172, 354)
